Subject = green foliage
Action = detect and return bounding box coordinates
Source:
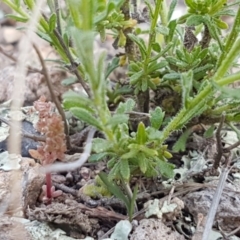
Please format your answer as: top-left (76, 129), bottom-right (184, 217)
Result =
top-left (98, 172), bottom-right (137, 221)
top-left (4, 0), bottom-right (240, 203)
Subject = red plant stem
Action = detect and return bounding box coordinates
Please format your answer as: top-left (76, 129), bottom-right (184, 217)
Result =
top-left (46, 172), bottom-right (52, 204)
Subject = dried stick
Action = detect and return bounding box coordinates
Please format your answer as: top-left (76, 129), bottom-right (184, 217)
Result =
top-left (221, 225), bottom-right (240, 238)
top-left (54, 183), bottom-right (77, 196)
top-left (223, 140), bottom-right (240, 153)
top-left (52, 29), bottom-right (91, 97)
top-left (0, 45), bottom-right (16, 62)
top-left (41, 13), bottom-right (91, 97)
top-left (54, 0), bottom-right (61, 35)
top-left (212, 114), bottom-right (225, 171)
top-left (0, 45), bottom-right (41, 73)
top-left (32, 44), bottom-right (71, 150)
top-left (0, 116), bottom-right (46, 142)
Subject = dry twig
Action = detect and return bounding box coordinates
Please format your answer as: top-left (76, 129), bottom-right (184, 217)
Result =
top-left (212, 114), bottom-right (225, 171)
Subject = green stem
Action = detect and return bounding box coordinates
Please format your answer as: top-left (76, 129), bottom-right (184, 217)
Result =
top-left (225, 114), bottom-right (240, 122)
top-left (217, 6), bottom-right (240, 68)
top-left (218, 71), bottom-right (240, 86)
top-left (143, 0), bottom-right (162, 74)
top-left (160, 71), bottom-right (240, 144)
top-left (159, 0), bottom-right (168, 27)
top-left (228, 123), bottom-right (240, 140)
top-left (160, 84), bottom-right (212, 144)
top-left (210, 104), bottom-right (238, 115)
top-left (215, 38), bottom-right (240, 81)
top-left (2, 0), bottom-right (29, 18)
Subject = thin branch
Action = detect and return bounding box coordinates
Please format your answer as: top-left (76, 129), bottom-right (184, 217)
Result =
top-left (0, 45), bottom-right (16, 62)
top-left (0, 116), bottom-right (46, 142)
top-left (212, 114), bottom-right (225, 171)
top-left (223, 140), bottom-right (240, 153)
top-left (54, 183), bottom-right (77, 195)
top-left (0, 45), bottom-right (41, 73)
top-left (221, 225), bottom-right (240, 238)
top-left (54, 0), bottom-right (61, 35)
top-left (41, 13), bottom-right (91, 97)
top-left (32, 44), bottom-right (71, 150)
top-left (52, 29), bottom-right (91, 97)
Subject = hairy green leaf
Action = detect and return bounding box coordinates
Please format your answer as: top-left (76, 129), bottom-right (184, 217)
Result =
top-left (88, 152), bottom-right (109, 162)
top-left (136, 122), bottom-right (147, 144)
top-left (172, 128), bottom-right (192, 152)
top-left (181, 70), bottom-right (193, 108)
top-left (150, 107), bottom-right (165, 130)
top-left (156, 25), bottom-right (169, 36)
top-left (116, 98), bottom-right (135, 114)
top-left (163, 72), bottom-right (181, 81)
top-left (138, 154), bottom-right (147, 173)
top-left (61, 77), bottom-right (78, 86)
top-left (168, 0), bottom-right (178, 21)
top-left (204, 125), bottom-right (215, 138)
top-left (6, 14), bottom-right (28, 22)
top-left (63, 92), bottom-right (94, 112)
top-left (70, 107), bottom-right (102, 129)
top-left (120, 159), bottom-right (130, 181)
top-left (186, 14), bottom-right (205, 26)
top-left (107, 114), bottom-right (129, 128)
top-left (130, 70), bottom-right (144, 85)
top-left (105, 57), bottom-right (119, 78)
top-left (128, 34), bottom-right (147, 57)
top-left (92, 138), bottom-right (111, 153)
top-left (156, 159), bottom-right (175, 178)
top-left (49, 13), bottom-right (56, 32)
top-left (98, 172), bottom-right (130, 208)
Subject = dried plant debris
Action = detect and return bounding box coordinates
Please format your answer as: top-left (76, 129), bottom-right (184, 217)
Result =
top-left (27, 202), bottom-right (100, 235)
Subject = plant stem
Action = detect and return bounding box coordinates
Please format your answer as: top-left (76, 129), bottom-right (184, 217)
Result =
top-left (217, 6), bottom-right (240, 68)
top-left (46, 172), bottom-right (52, 204)
top-left (2, 0), bottom-right (29, 18)
top-left (53, 29), bottom-right (91, 97)
top-left (54, 0), bottom-right (62, 35)
top-left (209, 103), bottom-right (239, 115)
top-left (160, 71), bottom-right (240, 144)
top-left (217, 71), bottom-right (240, 86)
top-left (214, 38), bottom-right (240, 80)
top-left (159, 0), bottom-right (168, 27)
top-left (228, 123), bottom-right (240, 140)
top-left (144, 0), bottom-right (161, 74)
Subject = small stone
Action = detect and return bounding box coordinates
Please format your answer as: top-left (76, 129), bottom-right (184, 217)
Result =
top-left (51, 174), bottom-right (66, 184)
top-left (3, 27), bottom-right (22, 44)
top-left (79, 167), bottom-right (91, 180)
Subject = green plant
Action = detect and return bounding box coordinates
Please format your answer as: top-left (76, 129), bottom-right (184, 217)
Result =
top-left (98, 172), bottom-right (138, 221)
top-left (4, 0), bottom-right (240, 208)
